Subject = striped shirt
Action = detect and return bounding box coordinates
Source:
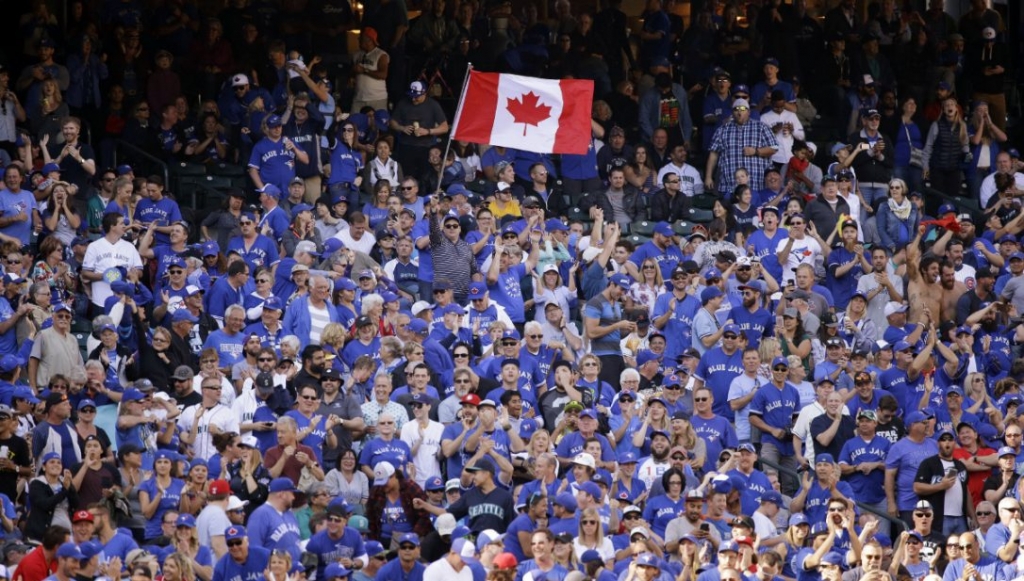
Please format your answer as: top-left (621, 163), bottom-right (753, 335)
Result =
top-left (429, 213), bottom-right (480, 298)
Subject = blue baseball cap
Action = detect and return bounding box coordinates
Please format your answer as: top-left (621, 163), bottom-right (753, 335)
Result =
top-left (938, 203), bottom-right (957, 215)
top-left (502, 328), bottom-right (521, 341)
top-left (722, 323), bottom-right (740, 335)
top-left (13, 385), bottom-right (39, 403)
top-left (654, 221), bottom-right (674, 237)
top-left (821, 552), bottom-right (845, 566)
top-left (0, 354), bottom-right (25, 373)
top-left (810, 522), bottom-right (829, 536)
top-left (945, 386), bottom-right (965, 397)
top-left (718, 541), bottom-right (739, 553)
top-left (407, 319), bottom-right (429, 335)
top-left (269, 477), bottom-right (298, 493)
top-left (257, 184), bottom-right (282, 198)
top-left (815, 453), bottom-right (835, 464)
top-left (42, 451), bottom-right (61, 464)
top-left (172, 309), bottom-right (198, 324)
top-left (545, 218), bottom-right (568, 232)
top-left (176, 514), bottom-right (197, 528)
top-left (425, 476), bottom-right (444, 491)
top-left (201, 240), bottom-right (220, 256)
top-left (701, 286), bottom-right (723, 304)
top-left (398, 533), bottom-right (421, 546)
top-left (56, 543), bottom-right (84, 560)
top-left (324, 563), bottom-right (351, 579)
top-left (121, 388), bottom-right (145, 403)
top-left (998, 446), bottom-right (1017, 457)
top-left (906, 410), bottom-right (929, 424)
top-left (609, 273), bottom-right (632, 290)
top-left (224, 526), bottom-right (247, 541)
top-left (265, 114), bottom-right (283, 128)
top-left (468, 281), bottom-right (488, 298)
top-left (636, 350), bottom-right (661, 366)
top-left (771, 356), bottom-right (790, 368)
top-left (789, 513), bottom-right (808, 527)
top-left (553, 492), bottom-right (577, 511)
top-left (443, 303), bottom-right (466, 316)
top-left (761, 491), bottom-right (784, 505)
top-left (636, 553), bottom-right (660, 567)
top-left (77, 398), bottom-right (96, 411)
top-left (323, 238), bottom-right (345, 254)
top-left (578, 481), bottom-right (602, 500)
top-left (617, 450), bottom-right (638, 464)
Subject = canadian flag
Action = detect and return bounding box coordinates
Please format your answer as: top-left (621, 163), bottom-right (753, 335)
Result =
top-left (452, 71), bottom-right (594, 155)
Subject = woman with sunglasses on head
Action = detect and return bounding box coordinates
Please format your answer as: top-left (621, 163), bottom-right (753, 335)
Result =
top-left (162, 551), bottom-right (197, 581)
top-left (325, 121), bottom-right (364, 196)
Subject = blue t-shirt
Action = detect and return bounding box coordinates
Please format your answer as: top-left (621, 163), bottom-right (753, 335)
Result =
top-left (306, 526), bottom-right (366, 580)
top-left (489, 264), bottom-right (528, 323)
top-left (694, 347), bottom-right (744, 422)
top-left (691, 414), bottom-right (738, 474)
top-left (358, 437), bottom-right (411, 472)
top-left (203, 329), bottom-right (246, 368)
top-left (227, 234), bottom-right (280, 270)
top-left (651, 292), bottom-right (700, 362)
top-left (629, 242), bottom-right (684, 283)
top-left (885, 437), bottom-right (939, 511)
top-left (212, 546), bottom-right (270, 581)
top-left (749, 382), bottom-right (801, 454)
top-left (133, 197), bottom-right (182, 246)
top-left (249, 138), bottom-right (298, 193)
top-left (0, 189), bottom-right (37, 245)
top-left (728, 468), bottom-right (774, 516)
top-left (247, 504), bottom-right (304, 563)
top-left (642, 493), bottom-right (685, 539)
top-left (137, 477), bottom-right (185, 539)
top-left (837, 435), bottom-right (891, 504)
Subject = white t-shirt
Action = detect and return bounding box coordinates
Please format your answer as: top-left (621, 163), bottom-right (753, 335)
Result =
top-left (82, 237), bottom-right (143, 307)
top-left (776, 235), bottom-right (822, 283)
top-left (399, 419), bottom-right (444, 487)
top-left (196, 503), bottom-right (232, 549)
top-left (177, 403), bottom-right (240, 460)
top-left (422, 552), bottom-right (474, 581)
top-left (753, 509), bottom-right (779, 540)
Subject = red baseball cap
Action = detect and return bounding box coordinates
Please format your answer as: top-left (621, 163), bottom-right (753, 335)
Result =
top-left (72, 510), bottom-right (93, 523)
top-left (209, 479), bottom-right (232, 496)
top-left (460, 394), bottom-right (481, 406)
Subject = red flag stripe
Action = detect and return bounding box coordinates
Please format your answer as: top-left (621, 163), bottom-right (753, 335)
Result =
top-left (554, 80), bottom-right (595, 154)
top-left (452, 72), bottom-right (499, 144)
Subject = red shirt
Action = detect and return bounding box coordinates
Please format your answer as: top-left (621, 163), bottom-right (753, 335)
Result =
top-left (953, 445), bottom-right (996, 507)
top-left (13, 546), bottom-right (56, 581)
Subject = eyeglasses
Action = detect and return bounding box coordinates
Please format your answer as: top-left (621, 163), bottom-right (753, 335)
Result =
top-left (527, 334), bottom-right (543, 339)
top-left (914, 512), bottom-right (932, 517)
top-left (455, 379), bottom-right (471, 384)
top-left (694, 397), bottom-right (708, 402)
top-left (723, 334), bottom-right (737, 340)
top-left (399, 545), bottom-right (417, 550)
top-left (733, 106), bottom-right (749, 112)
top-left (256, 278), bottom-right (270, 283)
top-left (240, 220), bottom-right (253, 225)
top-left (582, 520), bottom-right (598, 525)
top-left (201, 359), bottom-right (218, 364)
top-left (976, 511), bottom-right (994, 516)
top-left (946, 543), bottom-right (960, 548)
top-left (642, 265), bottom-right (656, 270)
top-left (327, 516), bottom-right (345, 522)
top-left (168, 269), bottom-right (183, 274)
top-left (342, 128), bottom-right (355, 133)
top-left (581, 362), bottom-right (598, 367)
top-left (412, 402), bottom-right (426, 408)
top-left (665, 385), bottom-right (682, 391)
top-left (227, 540), bottom-right (243, 548)
top-left (959, 544), bottom-right (973, 550)
top-left (401, 186), bottom-right (415, 191)
top-left (671, 455), bottom-right (685, 460)
top-left (81, 408), bottom-right (96, 413)
top-left (444, 224), bottom-right (460, 230)
top-left (301, 394), bottom-right (319, 400)
top-left (1008, 433), bottom-right (1022, 438)
top-left (258, 357), bottom-right (275, 362)
top-left (203, 385), bottom-right (222, 391)
top-left (1003, 507), bottom-right (1021, 513)
top-left (378, 421), bottom-right (395, 425)
top-left (789, 221), bottom-right (805, 226)
top-left (667, 480), bottom-right (683, 486)
top-left (454, 353), bottom-right (470, 358)
top-left (665, 180), bottom-right (680, 185)
top-left (863, 555), bottom-right (882, 560)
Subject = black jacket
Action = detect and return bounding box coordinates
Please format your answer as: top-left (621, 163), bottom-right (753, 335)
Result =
top-left (913, 455), bottom-right (971, 525)
top-left (27, 476), bottom-right (78, 541)
top-left (649, 188), bottom-right (691, 222)
top-left (581, 186), bottom-right (643, 223)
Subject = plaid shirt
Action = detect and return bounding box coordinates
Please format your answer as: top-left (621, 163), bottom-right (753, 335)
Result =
top-left (709, 118), bottom-right (779, 195)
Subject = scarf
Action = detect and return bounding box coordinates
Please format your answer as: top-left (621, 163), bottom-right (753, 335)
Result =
top-left (888, 196), bottom-right (912, 220)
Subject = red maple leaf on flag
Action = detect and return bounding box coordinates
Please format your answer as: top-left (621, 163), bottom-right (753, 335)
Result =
top-left (507, 92), bottom-right (551, 136)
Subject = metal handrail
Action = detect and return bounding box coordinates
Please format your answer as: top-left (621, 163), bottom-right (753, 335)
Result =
top-left (758, 456), bottom-right (907, 534)
top-left (113, 140), bottom-right (170, 193)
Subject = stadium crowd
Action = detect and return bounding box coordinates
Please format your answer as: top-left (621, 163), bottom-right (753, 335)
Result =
top-left (0, 2), bottom-right (1023, 581)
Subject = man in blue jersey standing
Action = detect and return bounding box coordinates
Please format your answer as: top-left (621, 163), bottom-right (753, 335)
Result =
top-left (212, 526), bottom-right (271, 581)
top-left (376, 533), bottom-right (426, 581)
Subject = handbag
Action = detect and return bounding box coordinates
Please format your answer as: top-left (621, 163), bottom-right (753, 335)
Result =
top-left (905, 124), bottom-right (925, 168)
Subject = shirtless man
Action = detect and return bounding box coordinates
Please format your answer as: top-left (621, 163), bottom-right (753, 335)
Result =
top-left (938, 262), bottom-right (968, 324)
top-left (906, 226), bottom-right (942, 326)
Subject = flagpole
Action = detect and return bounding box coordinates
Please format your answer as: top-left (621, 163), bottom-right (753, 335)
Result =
top-left (437, 63), bottom-right (474, 194)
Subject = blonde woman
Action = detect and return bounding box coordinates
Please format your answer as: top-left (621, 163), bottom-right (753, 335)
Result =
top-left (162, 552), bottom-right (196, 581)
top-left (669, 413), bottom-right (706, 471)
top-left (756, 337), bottom-right (782, 382)
top-left (922, 97), bottom-right (970, 198)
top-left (171, 515), bottom-right (214, 581)
top-left (265, 548), bottom-right (300, 581)
top-left (573, 507), bottom-right (614, 564)
top-left (626, 259), bottom-right (665, 315)
top-left (320, 322), bottom-right (348, 370)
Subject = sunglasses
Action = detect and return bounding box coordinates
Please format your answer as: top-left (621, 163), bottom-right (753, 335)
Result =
top-left (976, 511), bottom-right (994, 516)
top-left (227, 540), bottom-right (244, 548)
top-left (399, 545), bottom-right (417, 550)
top-left (914, 512), bottom-right (932, 517)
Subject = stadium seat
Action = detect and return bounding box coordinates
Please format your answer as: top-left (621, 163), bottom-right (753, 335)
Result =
top-left (567, 207), bottom-right (590, 223)
top-left (687, 208), bottom-right (714, 223)
top-left (625, 234), bottom-right (650, 246)
top-left (631, 221), bottom-right (655, 237)
top-left (692, 194), bottom-right (719, 211)
top-left (673, 220), bottom-right (695, 237)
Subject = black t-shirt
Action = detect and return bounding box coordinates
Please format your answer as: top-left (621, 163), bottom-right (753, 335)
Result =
top-left (447, 484), bottom-right (517, 533)
top-left (76, 427), bottom-right (113, 458)
top-left (0, 434), bottom-right (30, 501)
top-left (47, 141), bottom-right (97, 199)
top-left (392, 98), bottom-right (447, 148)
top-left (983, 471), bottom-right (1019, 501)
top-left (176, 390), bottom-right (203, 410)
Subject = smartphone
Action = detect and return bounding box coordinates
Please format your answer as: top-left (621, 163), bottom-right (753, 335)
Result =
top-left (700, 523), bottom-right (710, 532)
